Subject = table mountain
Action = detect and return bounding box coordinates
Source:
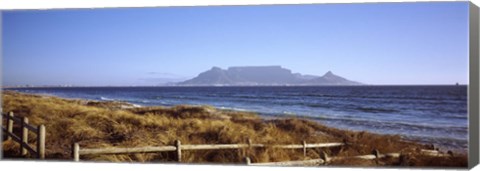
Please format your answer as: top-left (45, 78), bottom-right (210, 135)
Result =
top-left (177, 66), bottom-right (362, 86)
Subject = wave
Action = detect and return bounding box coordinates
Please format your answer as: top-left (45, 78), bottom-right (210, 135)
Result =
top-left (218, 106), bottom-right (251, 112)
top-left (131, 104), bottom-right (143, 108)
top-left (205, 94), bottom-right (288, 101)
top-left (99, 96), bottom-right (114, 101)
top-left (306, 103), bottom-right (331, 108)
top-left (305, 103), bottom-right (399, 113)
top-left (299, 93), bottom-right (466, 102)
top-left (354, 107), bottom-right (399, 113)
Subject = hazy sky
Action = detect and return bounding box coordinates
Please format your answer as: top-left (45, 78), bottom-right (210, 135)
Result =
top-left (2, 2), bottom-right (469, 86)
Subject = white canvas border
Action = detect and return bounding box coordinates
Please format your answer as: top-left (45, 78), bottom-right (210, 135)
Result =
top-left (0, 0), bottom-right (478, 171)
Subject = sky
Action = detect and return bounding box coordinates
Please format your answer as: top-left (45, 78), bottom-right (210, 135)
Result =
top-left (2, 2), bottom-right (470, 86)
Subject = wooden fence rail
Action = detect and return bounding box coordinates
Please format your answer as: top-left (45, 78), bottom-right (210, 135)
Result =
top-left (245, 149), bottom-right (401, 166)
top-left (72, 140), bottom-right (345, 162)
top-left (246, 157), bottom-right (325, 166)
top-left (1, 112), bottom-right (46, 159)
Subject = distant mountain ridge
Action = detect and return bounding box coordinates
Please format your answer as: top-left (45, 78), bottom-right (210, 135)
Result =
top-left (176, 66), bottom-right (362, 86)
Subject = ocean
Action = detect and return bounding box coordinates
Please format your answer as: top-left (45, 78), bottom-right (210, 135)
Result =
top-left (7, 86), bottom-right (468, 151)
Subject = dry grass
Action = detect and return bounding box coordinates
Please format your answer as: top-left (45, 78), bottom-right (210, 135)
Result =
top-left (1, 91), bottom-right (467, 167)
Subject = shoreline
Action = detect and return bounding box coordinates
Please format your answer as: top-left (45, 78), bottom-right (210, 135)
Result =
top-left (1, 90), bottom-right (468, 167)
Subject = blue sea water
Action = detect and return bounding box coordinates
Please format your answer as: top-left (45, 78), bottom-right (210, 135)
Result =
top-left (7, 86), bottom-right (468, 151)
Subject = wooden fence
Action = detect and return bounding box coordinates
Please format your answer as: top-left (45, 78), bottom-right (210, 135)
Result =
top-left (1, 112), bottom-right (46, 159)
top-left (73, 139), bottom-right (452, 166)
top-left (72, 140), bottom-right (345, 162)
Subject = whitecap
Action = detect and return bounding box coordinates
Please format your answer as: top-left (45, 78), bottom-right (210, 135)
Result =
top-left (99, 97), bottom-right (113, 101)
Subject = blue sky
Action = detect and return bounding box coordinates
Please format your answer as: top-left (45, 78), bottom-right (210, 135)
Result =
top-left (2, 2), bottom-right (469, 86)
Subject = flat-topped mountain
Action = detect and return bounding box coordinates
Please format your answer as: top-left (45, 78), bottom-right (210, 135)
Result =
top-left (177, 66), bottom-right (362, 86)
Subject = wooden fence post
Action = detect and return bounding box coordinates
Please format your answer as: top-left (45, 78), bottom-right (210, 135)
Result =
top-left (72, 143), bottom-right (80, 162)
top-left (320, 151), bottom-right (330, 163)
top-left (21, 117), bottom-right (29, 156)
top-left (240, 138), bottom-right (247, 157)
top-left (302, 140), bottom-right (307, 157)
top-left (7, 112), bottom-right (14, 140)
top-left (37, 125), bottom-right (46, 159)
top-left (245, 157), bottom-right (251, 165)
top-left (247, 138), bottom-right (252, 156)
top-left (175, 140), bottom-right (182, 162)
top-left (372, 149), bottom-right (380, 159)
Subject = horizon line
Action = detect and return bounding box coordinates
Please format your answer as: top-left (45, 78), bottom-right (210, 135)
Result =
top-left (1, 84), bottom-right (468, 88)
